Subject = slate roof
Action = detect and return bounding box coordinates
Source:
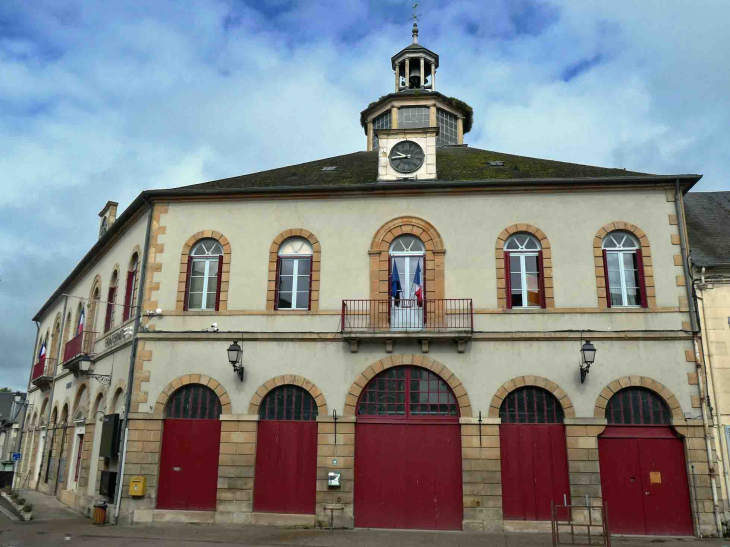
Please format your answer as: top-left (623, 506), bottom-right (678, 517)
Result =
top-left (175, 146), bottom-right (651, 191)
top-left (684, 191), bottom-right (730, 267)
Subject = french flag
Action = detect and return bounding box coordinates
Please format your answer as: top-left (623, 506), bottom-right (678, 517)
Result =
top-left (412, 262), bottom-right (423, 307)
top-left (77, 309), bottom-right (85, 335)
top-left (38, 341), bottom-right (46, 362)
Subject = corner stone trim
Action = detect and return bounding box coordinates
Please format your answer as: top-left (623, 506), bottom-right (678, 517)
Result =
top-left (593, 222), bottom-right (655, 309)
top-left (344, 355), bottom-right (472, 417)
top-left (495, 224), bottom-right (553, 309)
top-left (488, 375), bottom-right (575, 418)
top-left (369, 216), bottom-right (446, 301)
top-left (594, 376), bottom-right (683, 419)
top-left (266, 229), bottom-right (321, 312)
top-left (177, 229), bottom-right (231, 311)
top-left (155, 374), bottom-right (232, 415)
top-left (248, 374), bottom-right (328, 415)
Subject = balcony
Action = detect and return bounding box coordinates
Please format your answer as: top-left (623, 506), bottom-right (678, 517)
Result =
top-left (62, 330), bottom-right (97, 373)
top-left (31, 357), bottom-right (57, 390)
top-left (341, 299), bottom-right (473, 353)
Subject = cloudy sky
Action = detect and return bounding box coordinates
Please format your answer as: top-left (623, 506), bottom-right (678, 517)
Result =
top-left (1, 0), bottom-right (729, 390)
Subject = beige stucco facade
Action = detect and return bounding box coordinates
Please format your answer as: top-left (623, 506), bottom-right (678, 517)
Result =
top-left (18, 179), bottom-right (721, 535)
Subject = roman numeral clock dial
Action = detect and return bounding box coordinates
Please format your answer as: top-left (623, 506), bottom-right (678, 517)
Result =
top-left (388, 140), bottom-right (425, 174)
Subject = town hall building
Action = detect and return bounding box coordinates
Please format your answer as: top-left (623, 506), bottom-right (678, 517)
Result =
top-left (18, 25), bottom-right (719, 536)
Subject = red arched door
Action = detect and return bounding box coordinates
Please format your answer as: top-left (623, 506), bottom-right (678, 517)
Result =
top-left (499, 386), bottom-right (571, 521)
top-left (599, 388), bottom-right (694, 536)
top-left (253, 385), bottom-right (318, 514)
top-left (157, 385), bottom-right (222, 511)
top-left (354, 366), bottom-right (462, 530)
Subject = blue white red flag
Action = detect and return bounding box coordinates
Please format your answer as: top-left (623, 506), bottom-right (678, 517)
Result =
top-left (412, 262), bottom-right (423, 307)
top-left (78, 309), bottom-right (85, 335)
top-left (391, 261), bottom-right (403, 306)
top-left (38, 342), bottom-right (46, 361)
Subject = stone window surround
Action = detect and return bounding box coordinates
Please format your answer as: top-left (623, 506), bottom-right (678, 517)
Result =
top-left (487, 375), bottom-right (575, 418)
top-left (495, 224), bottom-right (554, 309)
top-left (369, 216), bottom-right (445, 303)
top-left (594, 222), bottom-right (655, 309)
top-left (177, 231), bottom-right (232, 312)
top-left (155, 374), bottom-right (232, 415)
top-left (266, 229), bottom-right (321, 312)
top-left (247, 374), bottom-right (328, 416)
top-left (594, 375), bottom-right (683, 419)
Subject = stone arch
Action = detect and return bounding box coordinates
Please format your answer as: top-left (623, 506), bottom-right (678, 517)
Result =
top-left (593, 222), bottom-right (655, 309)
top-left (90, 389), bottom-right (106, 423)
top-left (177, 231), bottom-right (231, 311)
top-left (495, 224), bottom-right (554, 309)
top-left (108, 386), bottom-right (125, 415)
top-left (248, 374), bottom-right (328, 415)
top-left (61, 309), bottom-right (73, 362)
top-left (266, 229), bottom-right (321, 311)
top-left (369, 216), bottom-right (446, 301)
top-left (51, 403), bottom-right (59, 424)
top-left (49, 312), bottom-right (62, 372)
top-left (61, 400), bottom-right (70, 422)
top-left (125, 245), bottom-right (142, 320)
top-left (72, 382), bottom-right (89, 416)
top-left (39, 397), bottom-right (49, 419)
top-left (488, 375), bottom-right (575, 418)
top-left (594, 376), bottom-right (683, 419)
top-left (344, 355), bottom-right (471, 417)
top-left (155, 374), bottom-right (231, 415)
top-left (87, 274), bottom-right (102, 333)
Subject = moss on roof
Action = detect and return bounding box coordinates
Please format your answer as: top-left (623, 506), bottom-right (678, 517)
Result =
top-left (175, 146), bottom-right (649, 191)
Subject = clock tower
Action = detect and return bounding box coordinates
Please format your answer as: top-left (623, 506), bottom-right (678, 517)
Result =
top-left (360, 22), bottom-right (473, 182)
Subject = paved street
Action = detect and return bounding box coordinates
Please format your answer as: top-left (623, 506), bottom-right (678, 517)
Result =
top-left (0, 491), bottom-right (727, 547)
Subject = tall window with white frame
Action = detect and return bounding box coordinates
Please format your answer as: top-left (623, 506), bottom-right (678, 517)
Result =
top-left (104, 272), bottom-right (118, 333)
top-left (185, 239), bottom-right (223, 311)
top-left (275, 238), bottom-right (313, 310)
top-left (504, 234), bottom-right (545, 309)
top-left (602, 231), bottom-right (647, 308)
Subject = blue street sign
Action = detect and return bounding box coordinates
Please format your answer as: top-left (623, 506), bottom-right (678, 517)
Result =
top-left (10, 453), bottom-right (21, 462)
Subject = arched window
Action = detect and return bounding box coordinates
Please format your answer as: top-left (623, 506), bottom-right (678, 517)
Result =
top-left (605, 388), bottom-right (670, 425)
top-left (258, 385), bottom-right (318, 421)
top-left (123, 253), bottom-right (139, 321)
top-left (389, 236), bottom-right (426, 327)
top-left (504, 234), bottom-right (545, 309)
top-left (104, 271), bottom-right (118, 333)
top-left (357, 366), bottom-right (459, 418)
top-left (602, 232), bottom-right (647, 308)
top-left (499, 386), bottom-right (564, 424)
top-left (165, 384), bottom-right (222, 419)
top-left (275, 237), bottom-right (313, 310)
top-left (184, 239), bottom-right (223, 311)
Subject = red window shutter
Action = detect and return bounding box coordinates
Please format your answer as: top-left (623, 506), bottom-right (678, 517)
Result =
top-left (537, 250), bottom-right (547, 309)
top-left (421, 256), bottom-right (427, 325)
top-left (635, 250), bottom-right (648, 308)
top-left (123, 270), bottom-right (135, 321)
top-left (104, 287), bottom-right (115, 332)
top-left (215, 255), bottom-right (223, 311)
top-left (307, 257), bottom-right (313, 311)
top-left (183, 258), bottom-right (193, 311)
top-left (387, 255), bottom-right (392, 325)
top-left (602, 250), bottom-right (612, 309)
top-left (504, 251), bottom-right (512, 309)
top-left (273, 257), bottom-right (281, 311)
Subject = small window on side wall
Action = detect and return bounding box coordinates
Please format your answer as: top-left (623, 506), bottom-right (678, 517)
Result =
top-left (504, 234), bottom-right (545, 309)
top-left (602, 231), bottom-right (647, 308)
top-left (275, 237), bottom-right (313, 310)
top-left (184, 239), bottom-right (223, 311)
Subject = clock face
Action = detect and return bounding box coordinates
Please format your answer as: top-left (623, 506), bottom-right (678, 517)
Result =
top-left (388, 141), bottom-right (425, 173)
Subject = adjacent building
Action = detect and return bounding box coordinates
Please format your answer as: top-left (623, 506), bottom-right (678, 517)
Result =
top-left (18, 27), bottom-right (720, 536)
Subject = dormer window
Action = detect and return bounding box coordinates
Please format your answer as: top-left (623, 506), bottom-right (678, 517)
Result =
top-left (99, 217), bottom-right (108, 238)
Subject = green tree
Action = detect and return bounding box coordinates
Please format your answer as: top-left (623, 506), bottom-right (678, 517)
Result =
top-left (0, 387), bottom-right (12, 392)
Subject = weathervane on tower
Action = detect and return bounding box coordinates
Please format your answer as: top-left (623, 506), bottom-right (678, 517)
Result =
top-left (411, 4), bottom-right (421, 43)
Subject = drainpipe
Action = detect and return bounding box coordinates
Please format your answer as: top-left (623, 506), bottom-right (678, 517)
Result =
top-left (16, 322), bottom-right (41, 489)
top-left (676, 180), bottom-right (723, 535)
top-left (114, 198), bottom-right (153, 525)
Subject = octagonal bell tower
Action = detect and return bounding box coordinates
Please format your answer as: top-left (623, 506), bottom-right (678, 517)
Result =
top-left (361, 23), bottom-right (473, 181)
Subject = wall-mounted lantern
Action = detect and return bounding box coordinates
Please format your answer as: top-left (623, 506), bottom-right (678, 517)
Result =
top-left (227, 341), bottom-right (244, 381)
top-left (579, 340), bottom-right (597, 383)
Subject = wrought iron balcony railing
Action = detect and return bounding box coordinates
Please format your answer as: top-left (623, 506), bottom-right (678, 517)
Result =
top-left (63, 330), bottom-right (97, 364)
top-left (341, 299), bottom-right (473, 334)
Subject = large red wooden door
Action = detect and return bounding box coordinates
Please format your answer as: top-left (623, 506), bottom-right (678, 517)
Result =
top-left (499, 386), bottom-right (570, 521)
top-left (157, 384), bottom-right (222, 511)
top-left (253, 385), bottom-right (318, 514)
top-left (599, 388), bottom-right (694, 536)
top-left (354, 366), bottom-right (463, 530)
top-left (157, 419), bottom-right (221, 510)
